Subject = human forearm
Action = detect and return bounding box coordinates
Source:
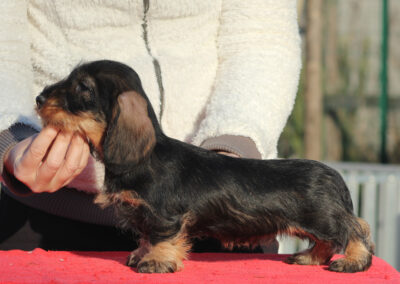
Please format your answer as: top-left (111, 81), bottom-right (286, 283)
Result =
top-left (201, 135), bottom-right (261, 159)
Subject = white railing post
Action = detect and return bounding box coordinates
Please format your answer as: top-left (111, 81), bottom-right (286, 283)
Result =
top-left (377, 175), bottom-right (398, 267)
top-left (361, 175), bottom-right (377, 242)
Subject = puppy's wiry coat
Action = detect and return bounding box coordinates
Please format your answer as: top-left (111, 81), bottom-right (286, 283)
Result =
top-left (36, 60), bottom-right (374, 273)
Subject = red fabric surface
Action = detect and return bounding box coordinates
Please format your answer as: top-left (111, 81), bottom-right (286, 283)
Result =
top-left (0, 249), bottom-right (399, 284)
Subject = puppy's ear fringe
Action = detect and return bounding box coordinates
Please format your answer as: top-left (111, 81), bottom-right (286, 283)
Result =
top-left (103, 91), bottom-right (156, 169)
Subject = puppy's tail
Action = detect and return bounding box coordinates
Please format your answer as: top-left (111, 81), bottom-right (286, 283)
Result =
top-left (329, 217), bottom-right (375, 272)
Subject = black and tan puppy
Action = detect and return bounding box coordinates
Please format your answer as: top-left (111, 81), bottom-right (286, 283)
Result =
top-left (36, 60), bottom-right (374, 273)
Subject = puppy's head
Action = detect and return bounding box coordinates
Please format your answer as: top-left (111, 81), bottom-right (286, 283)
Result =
top-left (36, 60), bottom-right (158, 167)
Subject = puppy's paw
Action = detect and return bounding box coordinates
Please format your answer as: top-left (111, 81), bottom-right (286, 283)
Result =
top-left (137, 259), bottom-right (178, 273)
top-left (126, 241), bottom-right (151, 268)
top-left (328, 258), bottom-right (370, 273)
top-left (285, 251), bottom-right (330, 266)
top-left (285, 253), bottom-right (313, 265)
top-left (126, 252), bottom-right (141, 268)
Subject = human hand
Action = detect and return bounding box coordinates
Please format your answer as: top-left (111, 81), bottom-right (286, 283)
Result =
top-left (4, 126), bottom-right (90, 193)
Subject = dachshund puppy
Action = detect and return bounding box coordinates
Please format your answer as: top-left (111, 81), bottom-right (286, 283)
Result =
top-left (36, 60), bottom-right (374, 273)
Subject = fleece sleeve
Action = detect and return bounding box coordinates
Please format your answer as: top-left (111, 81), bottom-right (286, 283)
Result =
top-left (201, 135), bottom-right (261, 159)
top-left (0, 123), bottom-right (38, 185)
top-left (0, 1), bottom-right (40, 131)
top-left (193, 0), bottom-right (301, 159)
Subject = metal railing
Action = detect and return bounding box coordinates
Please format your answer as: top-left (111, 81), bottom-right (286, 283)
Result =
top-left (278, 162), bottom-right (400, 271)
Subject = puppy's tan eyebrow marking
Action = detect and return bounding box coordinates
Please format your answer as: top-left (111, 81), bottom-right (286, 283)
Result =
top-left (76, 76), bottom-right (96, 90)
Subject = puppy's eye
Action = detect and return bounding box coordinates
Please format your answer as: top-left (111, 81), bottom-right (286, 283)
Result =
top-left (76, 81), bottom-right (93, 94)
top-left (66, 80), bottom-right (96, 113)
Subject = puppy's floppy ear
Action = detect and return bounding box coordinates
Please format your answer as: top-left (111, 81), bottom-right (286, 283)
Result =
top-left (103, 91), bottom-right (156, 168)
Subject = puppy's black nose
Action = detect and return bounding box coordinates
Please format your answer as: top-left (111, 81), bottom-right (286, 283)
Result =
top-left (36, 95), bottom-right (46, 109)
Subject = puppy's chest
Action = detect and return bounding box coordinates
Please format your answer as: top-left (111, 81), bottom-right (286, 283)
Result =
top-left (95, 191), bottom-right (163, 235)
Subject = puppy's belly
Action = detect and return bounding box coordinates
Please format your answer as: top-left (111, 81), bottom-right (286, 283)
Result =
top-left (188, 212), bottom-right (280, 244)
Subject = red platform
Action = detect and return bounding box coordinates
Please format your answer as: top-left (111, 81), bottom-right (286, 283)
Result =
top-left (0, 249), bottom-right (399, 283)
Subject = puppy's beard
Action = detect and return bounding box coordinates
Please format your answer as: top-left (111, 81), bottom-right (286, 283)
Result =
top-left (37, 106), bottom-right (106, 155)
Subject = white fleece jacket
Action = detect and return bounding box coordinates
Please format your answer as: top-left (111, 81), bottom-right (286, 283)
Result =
top-left (0, 0), bottom-right (300, 159)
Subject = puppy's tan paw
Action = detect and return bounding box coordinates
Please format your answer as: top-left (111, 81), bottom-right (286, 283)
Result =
top-left (285, 253), bottom-right (314, 265)
top-left (137, 259), bottom-right (178, 273)
top-left (126, 252), bottom-right (141, 268)
top-left (328, 257), bottom-right (371, 273)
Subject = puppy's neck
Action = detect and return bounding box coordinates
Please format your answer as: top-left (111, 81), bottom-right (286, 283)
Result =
top-left (102, 133), bottom-right (171, 193)
top-left (104, 134), bottom-right (194, 194)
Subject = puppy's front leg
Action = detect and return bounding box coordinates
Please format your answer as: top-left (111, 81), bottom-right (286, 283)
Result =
top-left (135, 234), bottom-right (191, 273)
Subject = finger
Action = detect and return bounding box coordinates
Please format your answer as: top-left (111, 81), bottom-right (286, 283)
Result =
top-left (18, 127), bottom-right (59, 171)
top-left (61, 137), bottom-right (90, 188)
top-left (32, 131), bottom-right (74, 192)
top-left (53, 133), bottom-right (86, 189)
top-left (77, 139), bottom-right (90, 174)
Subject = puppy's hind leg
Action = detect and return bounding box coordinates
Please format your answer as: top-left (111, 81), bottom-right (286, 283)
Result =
top-left (329, 218), bottom-right (374, 273)
top-left (285, 239), bottom-right (335, 266)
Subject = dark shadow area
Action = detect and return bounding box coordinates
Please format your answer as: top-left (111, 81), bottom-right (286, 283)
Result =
top-left (0, 190), bottom-right (137, 251)
top-left (189, 252), bottom-right (287, 263)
